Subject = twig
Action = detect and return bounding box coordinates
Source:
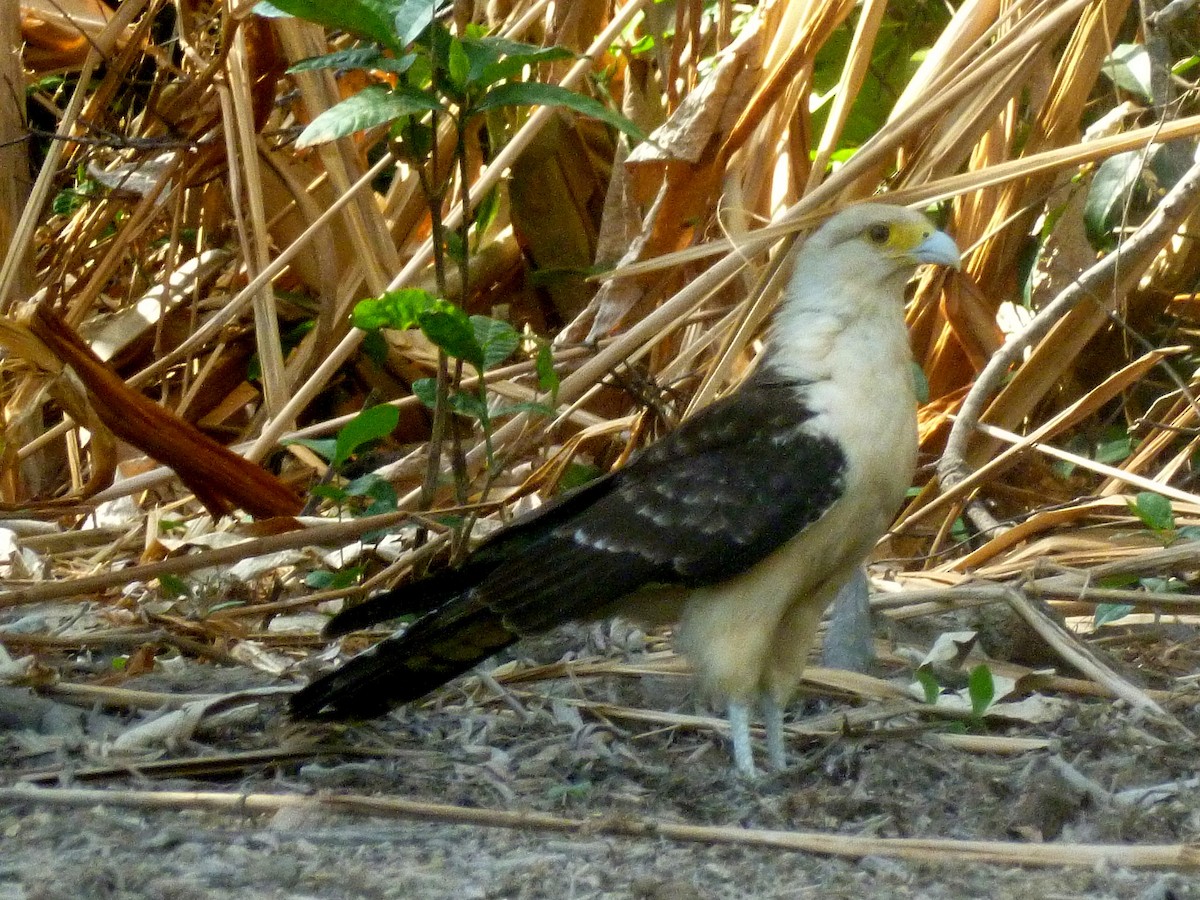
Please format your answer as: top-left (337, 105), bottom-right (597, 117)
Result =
top-left (37, 682), bottom-right (294, 711)
top-left (1147, 0), bottom-right (1198, 25)
top-left (969, 420), bottom-right (1200, 507)
top-left (1138, 0), bottom-right (1174, 109)
top-left (1002, 587), bottom-right (1173, 719)
top-left (1114, 776), bottom-right (1200, 807)
top-left (16, 747), bottom-right (359, 785)
top-left (1, 785), bottom-right (1196, 869)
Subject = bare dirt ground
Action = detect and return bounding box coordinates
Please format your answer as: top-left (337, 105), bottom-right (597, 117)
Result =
top-left (2, 622), bottom-right (1199, 900)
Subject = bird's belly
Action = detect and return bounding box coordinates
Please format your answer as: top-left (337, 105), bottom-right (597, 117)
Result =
top-left (672, 491), bottom-right (882, 701)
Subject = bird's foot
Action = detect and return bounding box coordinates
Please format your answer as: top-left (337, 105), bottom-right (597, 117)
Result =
top-left (727, 696), bottom-right (793, 777)
top-left (727, 700), bottom-right (758, 779)
top-left (763, 694), bottom-right (788, 773)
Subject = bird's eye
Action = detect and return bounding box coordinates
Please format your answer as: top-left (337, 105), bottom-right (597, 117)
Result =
top-left (867, 223), bottom-right (891, 244)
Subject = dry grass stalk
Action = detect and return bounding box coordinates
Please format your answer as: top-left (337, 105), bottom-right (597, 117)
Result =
top-left (2, 785), bottom-right (1197, 869)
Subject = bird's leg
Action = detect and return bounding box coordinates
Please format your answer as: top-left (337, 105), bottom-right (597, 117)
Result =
top-left (821, 567), bottom-right (874, 673)
top-left (762, 694), bottom-right (788, 772)
top-left (727, 700), bottom-right (757, 778)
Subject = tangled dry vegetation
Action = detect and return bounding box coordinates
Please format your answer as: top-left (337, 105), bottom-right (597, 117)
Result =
top-left (4, 0), bottom-right (1200, 890)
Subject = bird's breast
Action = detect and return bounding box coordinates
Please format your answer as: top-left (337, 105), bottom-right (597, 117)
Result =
top-left (787, 314), bottom-right (919, 523)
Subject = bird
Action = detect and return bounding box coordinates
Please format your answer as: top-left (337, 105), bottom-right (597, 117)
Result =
top-left (290, 203), bottom-right (960, 777)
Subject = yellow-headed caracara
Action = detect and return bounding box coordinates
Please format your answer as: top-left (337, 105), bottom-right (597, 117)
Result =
top-left (291, 204), bottom-right (960, 777)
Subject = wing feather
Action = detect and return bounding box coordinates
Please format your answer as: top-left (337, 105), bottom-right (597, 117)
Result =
top-left (472, 378), bottom-right (847, 629)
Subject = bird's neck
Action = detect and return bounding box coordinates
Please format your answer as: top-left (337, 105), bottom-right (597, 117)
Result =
top-left (763, 277), bottom-right (912, 389)
top-left (760, 277), bottom-right (920, 524)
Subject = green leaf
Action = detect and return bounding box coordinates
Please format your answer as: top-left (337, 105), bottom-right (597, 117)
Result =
top-left (915, 668), bottom-right (940, 705)
top-left (254, 0), bottom-right (405, 54)
top-left (443, 230), bottom-right (466, 263)
top-left (297, 85), bottom-right (443, 148)
top-left (457, 37), bottom-right (501, 85)
top-left (345, 473), bottom-right (383, 496)
top-left (559, 462), bottom-right (604, 492)
top-left (53, 191), bottom-right (85, 216)
top-left (477, 50), bottom-right (575, 86)
top-left (447, 36), bottom-right (470, 90)
top-left (345, 474), bottom-right (398, 515)
top-left (288, 47), bottom-right (417, 75)
top-left (471, 36), bottom-right (570, 60)
top-left (352, 288), bottom-right (439, 331)
top-left (334, 404), bottom-right (400, 468)
top-left (431, 513), bottom-right (466, 530)
top-left (285, 436), bottom-right (338, 462)
top-left (288, 46), bottom-right (380, 73)
top-left (461, 37), bottom-right (575, 86)
top-left (1084, 151), bottom-right (1143, 250)
top-left (967, 664), bottom-right (995, 718)
top-left (419, 307), bottom-right (484, 369)
top-left (306, 567), bottom-right (366, 590)
top-left (1176, 525), bottom-right (1200, 542)
top-left (448, 390), bottom-right (489, 420)
top-left (1101, 43), bottom-right (1153, 101)
top-left (394, 0), bottom-right (442, 47)
top-left (1129, 491), bottom-right (1174, 532)
top-left (412, 377), bottom-right (438, 409)
top-left (1097, 573), bottom-right (1140, 588)
top-left (536, 342), bottom-right (559, 396)
top-left (911, 361), bottom-right (929, 405)
top-left (1095, 430), bottom-right (1132, 465)
top-left (627, 34), bottom-right (655, 56)
top-left (472, 82), bottom-right (647, 141)
top-left (424, 21), bottom-right (453, 80)
top-left (472, 184), bottom-right (501, 239)
top-left (1094, 603), bottom-right (1134, 627)
top-left (950, 516), bottom-right (971, 544)
top-left (361, 329), bottom-right (390, 367)
top-left (305, 570), bottom-right (335, 588)
top-left (471, 315), bottom-right (519, 371)
top-left (1147, 140), bottom-right (1195, 198)
top-left (809, 13), bottom-right (932, 150)
top-left (158, 574), bottom-right (190, 599)
top-left (1139, 576), bottom-right (1186, 594)
top-left (28, 74), bottom-right (66, 94)
top-left (1084, 143), bottom-right (1192, 250)
top-left (310, 483), bottom-right (348, 503)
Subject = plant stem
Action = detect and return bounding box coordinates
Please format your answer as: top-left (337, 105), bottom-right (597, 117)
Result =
top-left (416, 115), bottom-right (451, 515)
top-left (455, 119), bottom-right (496, 474)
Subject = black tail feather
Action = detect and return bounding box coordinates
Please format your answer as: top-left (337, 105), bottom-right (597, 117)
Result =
top-left (291, 604), bottom-right (518, 720)
top-left (321, 564), bottom-right (488, 638)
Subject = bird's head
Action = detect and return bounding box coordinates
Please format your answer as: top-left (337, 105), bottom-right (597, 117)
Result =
top-left (796, 204), bottom-right (961, 294)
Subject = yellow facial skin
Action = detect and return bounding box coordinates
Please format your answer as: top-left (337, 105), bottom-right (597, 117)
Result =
top-left (867, 217), bottom-right (962, 270)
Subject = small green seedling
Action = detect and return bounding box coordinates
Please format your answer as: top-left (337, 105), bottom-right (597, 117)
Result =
top-left (967, 663), bottom-right (995, 720)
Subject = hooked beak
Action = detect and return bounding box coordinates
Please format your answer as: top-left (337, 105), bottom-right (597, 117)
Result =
top-left (912, 229), bottom-right (961, 270)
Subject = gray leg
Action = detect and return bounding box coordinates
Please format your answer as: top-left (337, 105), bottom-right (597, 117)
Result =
top-left (727, 700), bottom-right (757, 778)
top-left (763, 694), bottom-right (788, 772)
top-left (822, 566), bottom-right (875, 673)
